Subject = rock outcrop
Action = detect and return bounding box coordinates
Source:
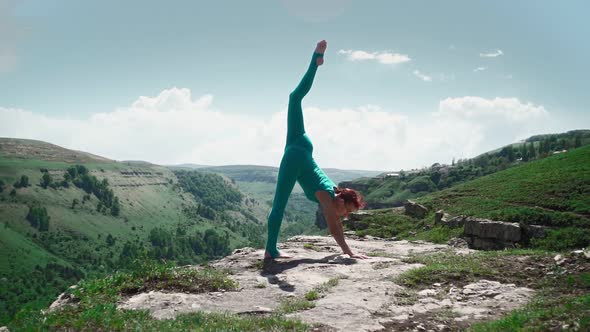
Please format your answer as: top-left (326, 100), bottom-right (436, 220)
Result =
top-left (464, 219), bottom-right (521, 250)
top-left (113, 236), bottom-right (534, 331)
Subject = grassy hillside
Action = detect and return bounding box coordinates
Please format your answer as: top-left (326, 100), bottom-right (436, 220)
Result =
top-left (0, 138), bottom-right (269, 324)
top-left (346, 130), bottom-right (590, 208)
top-left (346, 144), bottom-right (590, 250)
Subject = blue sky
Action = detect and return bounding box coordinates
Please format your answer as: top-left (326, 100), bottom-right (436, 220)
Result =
top-left (1, 0), bottom-right (589, 170)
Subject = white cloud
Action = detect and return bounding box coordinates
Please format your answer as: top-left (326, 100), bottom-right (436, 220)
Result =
top-left (0, 88), bottom-right (574, 171)
top-left (337, 49), bottom-right (411, 65)
top-left (413, 70), bottom-right (432, 82)
top-left (480, 49), bottom-right (503, 58)
top-left (473, 67), bottom-right (487, 72)
top-left (434, 96), bottom-right (551, 153)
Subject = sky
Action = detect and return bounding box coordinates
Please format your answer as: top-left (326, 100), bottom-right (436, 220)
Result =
top-left (0, 0), bottom-right (589, 171)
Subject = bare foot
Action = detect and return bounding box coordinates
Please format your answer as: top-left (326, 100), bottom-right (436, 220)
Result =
top-left (315, 40), bottom-right (327, 66)
top-left (264, 250), bottom-right (293, 259)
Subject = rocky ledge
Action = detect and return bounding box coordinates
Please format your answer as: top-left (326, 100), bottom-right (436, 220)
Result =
top-left (115, 235), bottom-right (535, 331)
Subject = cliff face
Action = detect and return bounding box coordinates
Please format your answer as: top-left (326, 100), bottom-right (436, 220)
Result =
top-left (115, 235), bottom-right (535, 331)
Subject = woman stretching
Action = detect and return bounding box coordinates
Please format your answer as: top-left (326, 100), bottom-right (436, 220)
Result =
top-left (265, 40), bottom-right (369, 260)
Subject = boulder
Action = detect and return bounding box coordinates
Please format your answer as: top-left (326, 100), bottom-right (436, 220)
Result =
top-left (48, 285), bottom-right (80, 312)
top-left (464, 218), bottom-right (521, 250)
top-left (447, 237), bottom-right (469, 248)
top-left (434, 210), bottom-right (450, 225)
top-left (404, 200), bottom-right (428, 219)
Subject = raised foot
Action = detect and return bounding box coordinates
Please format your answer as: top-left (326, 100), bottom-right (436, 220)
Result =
top-left (315, 40), bottom-right (327, 66)
top-left (315, 40), bottom-right (327, 54)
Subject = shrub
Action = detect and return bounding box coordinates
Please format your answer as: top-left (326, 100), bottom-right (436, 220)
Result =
top-left (13, 175), bottom-right (30, 188)
top-left (40, 173), bottom-right (53, 189)
top-left (26, 205), bottom-right (50, 231)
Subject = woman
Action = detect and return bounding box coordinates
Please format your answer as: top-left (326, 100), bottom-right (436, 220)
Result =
top-left (265, 40), bottom-right (370, 260)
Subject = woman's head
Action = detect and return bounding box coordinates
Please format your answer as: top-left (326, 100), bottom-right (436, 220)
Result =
top-left (334, 187), bottom-right (365, 217)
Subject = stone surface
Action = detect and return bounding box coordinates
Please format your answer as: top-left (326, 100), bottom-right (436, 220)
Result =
top-left (116, 235), bottom-right (534, 331)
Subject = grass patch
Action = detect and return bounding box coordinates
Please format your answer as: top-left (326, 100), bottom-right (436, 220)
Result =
top-left (249, 259), bottom-right (264, 271)
top-left (312, 277), bottom-right (340, 294)
top-left (414, 226), bottom-right (464, 244)
top-left (279, 278), bottom-right (341, 314)
top-left (304, 290), bottom-right (320, 301)
top-left (303, 243), bottom-right (322, 251)
top-left (278, 297), bottom-right (316, 314)
top-left (74, 261), bottom-right (238, 304)
top-left (395, 249), bottom-right (553, 289)
top-left (469, 293), bottom-right (590, 332)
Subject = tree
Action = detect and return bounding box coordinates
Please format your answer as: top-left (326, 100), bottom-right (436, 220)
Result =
top-left (106, 234), bottom-right (116, 246)
top-left (507, 147), bottom-right (515, 162)
top-left (520, 144), bottom-right (529, 161)
top-left (0, 179), bottom-right (4, 193)
top-left (40, 173), bottom-right (53, 189)
top-left (26, 205), bottom-right (50, 231)
top-left (528, 142), bottom-right (536, 159)
top-left (110, 197), bottom-right (121, 216)
top-left (71, 198), bottom-right (79, 209)
top-left (575, 135), bottom-right (582, 148)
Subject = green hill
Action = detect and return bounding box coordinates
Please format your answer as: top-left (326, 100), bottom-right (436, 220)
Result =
top-left (0, 138), bottom-right (269, 324)
top-left (344, 130), bottom-right (590, 208)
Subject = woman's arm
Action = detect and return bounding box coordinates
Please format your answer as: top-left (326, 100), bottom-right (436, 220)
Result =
top-left (316, 191), bottom-right (369, 259)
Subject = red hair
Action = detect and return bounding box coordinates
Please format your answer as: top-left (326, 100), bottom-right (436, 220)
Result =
top-left (334, 187), bottom-right (366, 209)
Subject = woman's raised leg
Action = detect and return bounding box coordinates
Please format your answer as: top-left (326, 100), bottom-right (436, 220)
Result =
top-left (286, 40), bottom-right (327, 145)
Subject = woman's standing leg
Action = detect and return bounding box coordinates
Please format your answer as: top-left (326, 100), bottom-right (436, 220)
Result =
top-left (265, 150), bottom-right (300, 258)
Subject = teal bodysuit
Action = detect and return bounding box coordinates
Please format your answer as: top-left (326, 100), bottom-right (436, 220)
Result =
top-left (265, 52), bottom-right (336, 258)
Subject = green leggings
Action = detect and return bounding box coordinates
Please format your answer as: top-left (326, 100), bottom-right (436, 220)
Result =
top-left (265, 52), bottom-right (323, 257)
